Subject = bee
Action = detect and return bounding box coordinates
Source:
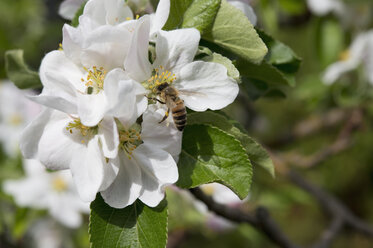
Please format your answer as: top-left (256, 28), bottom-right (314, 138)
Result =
top-left (154, 82), bottom-right (187, 131)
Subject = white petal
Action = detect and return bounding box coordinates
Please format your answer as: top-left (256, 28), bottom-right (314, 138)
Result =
top-left (150, 0), bottom-right (170, 35)
top-left (141, 105), bottom-right (182, 161)
top-left (105, 0), bottom-right (134, 25)
top-left (20, 109), bottom-right (54, 160)
top-left (97, 117), bottom-right (119, 159)
top-left (228, 1), bottom-right (257, 26)
top-left (59, 0), bottom-right (85, 20)
top-left (62, 24), bottom-right (84, 65)
top-left (49, 194), bottom-right (83, 228)
top-left (153, 29), bottom-right (200, 73)
top-left (101, 154), bottom-right (142, 208)
top-left (3, 177), bottom-right (49, 208)
top-left (36, 111), bottom-right (83, 171)
top-left (70, 136), bottom-right (106, 202)
top-left (323, 60), bottom-right (359, 85)
top-left (124, 15), bottom-right (152, 82)
top-left (307, 0), bottom-right (345, 16)
top-left (104, 69), bottom-right (147, 125)
top-left (176, 61), bottom-right (239, 111)
top-left (133, 144), bottom-right (178, 207)
top-left (80, 25), bottom-right (133, 71)
top-left (77, 92), bottom-right (107, 127)
top-left (83, 0), bottom-right (106, 26)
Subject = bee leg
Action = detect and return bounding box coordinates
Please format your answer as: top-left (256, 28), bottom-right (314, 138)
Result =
top-left (145, 96), bottom-right (166, 104)
top-left (159, 108), bottom-right (170, 124)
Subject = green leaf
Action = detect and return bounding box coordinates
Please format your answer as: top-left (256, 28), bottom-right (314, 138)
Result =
top-left (188, 111), bottom-right (275, 177)
top-left (164, 0), bottom-right (221, 34)
top-left (177, 124), bottom-right (252, 199)
top-left (71, 1), bottom-right (87, 27)
top-left (90, 195), bottom-right (168, 248)
top-left (203, 0), bottom-right (268, 64)
top-left (257, 29), bottom-right (301, 74)
top-left (201, 52), bottom-right (240, 82)
top-left (4, 50), bottom-right (41, 89)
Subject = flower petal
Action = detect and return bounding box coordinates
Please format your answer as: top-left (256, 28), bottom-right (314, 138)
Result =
top-left (97, 117), bottom-right (119, 159)
top-left (101, 154), bottom-right (142, 208)
top-left (77, 92), bottom-right (107, 127)
top-left (80, 25), bottom-right (133, 71)
top-left (104, 0), bottom-right (134, 25)
top-left (153, 29), bottom-right (200, 73)
top-left (59, 0), bottom-right (85, 20)
top-left (133, 144), bottom-right (178, 207)
top-left (141, 105), bottom-right (182, 161)
top-left (82, 0), bottom-right (106, 26)
top-left (69, 136), bottom-right (107, 202)
top-left (124, 15), bottom-right (152, 82)
top-left (49, 193), bottom-right (83, 228)
top-left (150, 0), bottom-right (170, 36)
top-left (104, 69), bottom-right (147, 125)
top-left (176, 61), bottom-right (239, 111)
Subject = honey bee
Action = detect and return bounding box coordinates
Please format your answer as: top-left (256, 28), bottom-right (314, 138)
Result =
top-left (154, 82), bottom-right (187, 131)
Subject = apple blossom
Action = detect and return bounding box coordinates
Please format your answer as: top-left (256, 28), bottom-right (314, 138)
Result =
top-left (323, 31), bottom-right (373, 85)
top-left (0, 81), bottom-right (41, 157)
top-left (306, 0), bottom-right (345, 17)
top-left (101, 105), bottom-right (181, 208)
top-left (3, 159), bottom-right (89, 228)
top-left (59, 0), bottom-right (86, 20)
top-left (124, 15), bottom-right (239, 119)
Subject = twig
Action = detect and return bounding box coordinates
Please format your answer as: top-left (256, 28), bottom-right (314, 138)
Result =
top-left (288, 170), bottom-right (373, 239)
top-left (189, 188), bottom-right (300, 248)
top-left (277, 108), bottom-right (363, 169)
top-left (311, 217), bottom-right (344, 248)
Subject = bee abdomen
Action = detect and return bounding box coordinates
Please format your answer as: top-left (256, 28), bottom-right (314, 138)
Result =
top-left (172, 99), bottom-right (186, 131)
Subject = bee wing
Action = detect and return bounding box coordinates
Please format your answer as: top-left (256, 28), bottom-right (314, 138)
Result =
top-left (178, 89), bottom-right (207, 98)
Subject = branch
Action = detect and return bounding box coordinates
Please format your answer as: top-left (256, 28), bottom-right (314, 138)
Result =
top-left (276, 108), bottom-right (363, 169)
top-left (288, 170), bottom-right (373, 237)
top-left (311, 217), bottom-right (344, 248)
top-left (189, 188), bottom-right (300, 248)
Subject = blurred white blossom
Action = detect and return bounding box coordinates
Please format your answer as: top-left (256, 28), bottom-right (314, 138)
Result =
top-left (59, 0), bottom-right (86, 20)
top-left (323, 31), bottom-right (373, 85)
top-left (3, 159), bottom-right (89, 228)
top-left (306, 0), bottom-right (345, 16)
top-left (0, 80), bottom-right (40, 157)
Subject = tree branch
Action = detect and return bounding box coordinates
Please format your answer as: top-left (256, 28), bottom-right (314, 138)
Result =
top-left (189, 188), bottom-right (300, 248)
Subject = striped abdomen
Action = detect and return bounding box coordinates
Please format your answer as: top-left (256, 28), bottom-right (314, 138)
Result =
top-left (171, 97), bottom-right (186, 131)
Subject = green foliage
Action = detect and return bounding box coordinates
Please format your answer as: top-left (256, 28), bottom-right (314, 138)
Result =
top-left (89, 195), bottom-right (168, 248)
top-left (71, 1), bottom-right (87, 27)
top-left (238, 30), bottom-right (301, 99)
top-left (5, 50), bottom-right (42, 89)
top-left (164, 0), bottom-right (221, 34)
top-left (203, 0), bottom-right (267, 64)
top-left (177, 123), bottom-right (252, 199)
top-left (188, 111), bottom-right (275, 177)
top-left (201, 52), bottom-right (240, 83)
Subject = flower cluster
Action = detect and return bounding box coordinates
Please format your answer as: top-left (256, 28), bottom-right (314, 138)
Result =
top-left (22, 0), bottom-right (239, 209)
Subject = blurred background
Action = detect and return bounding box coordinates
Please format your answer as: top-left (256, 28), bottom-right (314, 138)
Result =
top-left (1, 0), bottom-right (373, 247)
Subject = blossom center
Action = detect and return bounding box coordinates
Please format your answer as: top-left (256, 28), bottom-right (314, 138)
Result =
top-left (339, 50), bottom-right (350, 61)
top-left (66, 118), bottom-right (98, 144)
top-left (9, 114), bottom-right (23, 126)
top-left (52, 176), bottom-right (68, 192)
top-left (144, 66), bottom-right (176, 94)
top-left (80, 66), bottom-right (107, 94)
top-left (119, 128), bottom-right (142, 159)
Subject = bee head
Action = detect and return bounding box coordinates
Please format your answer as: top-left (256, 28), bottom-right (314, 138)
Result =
top-left (156, 83), bottom-right (169, 92)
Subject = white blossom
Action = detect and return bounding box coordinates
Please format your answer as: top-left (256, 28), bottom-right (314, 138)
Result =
top-left (101, 105), bottom-right (181, 208)
top-left (306, 0), bottom-right (345, 16)
top-left (3, 159), bottom-right (89, 228)
top-left (124, 15), bottom-right (239, 115)
top-left (59, 0), bottom-right (86, 20)
top-left (323, 31), bottom-right (373, 85)
top-left (20, 42), bottom-right (147, 202)
top-left (0, 80), bottom-right (41, 157)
